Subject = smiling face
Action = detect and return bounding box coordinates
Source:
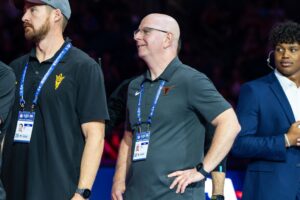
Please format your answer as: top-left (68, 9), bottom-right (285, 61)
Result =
top-left (133, 14), bottom-right (180, 61)
top-left (274, 42), bottom-right (300, 81)
top-left (133, 16), bottom-right (168, 59)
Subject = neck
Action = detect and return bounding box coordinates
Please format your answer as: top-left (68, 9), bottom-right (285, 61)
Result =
top-left (145, 56), bottom-right (176, 80)
top-left (289, 76), bottom-right (300, 87)
top-left (35, 34), bottom-right (65, 63)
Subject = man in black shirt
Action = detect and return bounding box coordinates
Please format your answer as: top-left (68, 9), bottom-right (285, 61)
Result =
top-left (0, 61), bottom-right (15, 200)
top-left (1, 0), bottom-right (109, 200)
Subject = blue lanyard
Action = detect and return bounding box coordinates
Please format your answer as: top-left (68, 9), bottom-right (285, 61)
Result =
top-left (19, 43), bottom-right (72, 109)
top-left (137, 80), bottom-right (165, 126)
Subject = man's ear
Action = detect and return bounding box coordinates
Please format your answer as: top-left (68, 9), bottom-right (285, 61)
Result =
top-left (163, 32), bottom-right (173, 49)
top-left (53, 8), bottom-right (63, 23)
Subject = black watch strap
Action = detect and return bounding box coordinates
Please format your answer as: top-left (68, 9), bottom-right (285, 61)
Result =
top-left (211, 194), bottom-right (225, 200)
top-left (196, 162), bottom-right (210, 177)
top-left (76, 188), bottom-right (91, 199)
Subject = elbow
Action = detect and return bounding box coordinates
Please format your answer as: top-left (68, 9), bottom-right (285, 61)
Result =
top-left (230, 124), bottom-right (242, 157)
top-left (229, 120), bottom-right (241, 140)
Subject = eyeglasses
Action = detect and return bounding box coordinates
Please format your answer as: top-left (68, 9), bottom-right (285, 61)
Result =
top-left (133, 27), bottom-right (169, 37)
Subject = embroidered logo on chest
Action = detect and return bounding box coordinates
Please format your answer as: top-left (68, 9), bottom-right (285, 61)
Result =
top-left (162, 85), bottom-right (175, 95)
top-left (55, 73), bottom-right (65, 90)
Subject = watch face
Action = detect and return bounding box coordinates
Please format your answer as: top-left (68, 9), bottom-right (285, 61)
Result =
top-left (82, 189), bottom-right (91, 198)
top-left (196, 163), bottom-right (203, 171)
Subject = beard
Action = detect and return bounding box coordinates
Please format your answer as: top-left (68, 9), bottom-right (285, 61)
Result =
top-left (24, 17), bottom-right (50, 43)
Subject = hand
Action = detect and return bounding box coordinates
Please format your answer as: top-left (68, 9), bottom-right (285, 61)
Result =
top-left (71, 193), bottom-right (85, 200)
top-left (111, 180), bottom-right (126, 200)
top-left (167, 168), bottom-right (204, 194)
top-left (286, 121), bottom-right (300, 146)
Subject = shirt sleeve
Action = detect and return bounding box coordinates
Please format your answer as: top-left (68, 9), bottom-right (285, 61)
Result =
top-left (76, 62), bottom-right (109, 124)
top-left (0, 63), bottom-right (16, 127)
top-left (187, 72), bottom-right (231, 123)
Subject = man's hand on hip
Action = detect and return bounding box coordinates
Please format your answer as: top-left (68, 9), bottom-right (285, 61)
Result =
top-left (168, 168), bottom-right (204, 194)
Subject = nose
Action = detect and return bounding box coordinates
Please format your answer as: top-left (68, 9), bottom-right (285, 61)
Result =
top-left (281, 49), bottom-right (291, 58)
top-left (22, 9), bottom-right (30, 23)
top-left (282, 52), bottom-right (290, 59)
top-left (133, 29), bottom-right (143, 41)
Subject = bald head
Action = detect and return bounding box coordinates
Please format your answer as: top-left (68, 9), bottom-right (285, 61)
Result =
top-left (141, 13), bottom-right (181, 51)
top-left (142, 14), bottom-right (180, 39)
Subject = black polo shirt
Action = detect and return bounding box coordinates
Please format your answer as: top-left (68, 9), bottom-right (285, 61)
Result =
top-left (0, 61), bottom-right (15, 200)
top-left (124, 57), bottom-right (231, 200)
top-left (2, 40), bottom-right (109, 200)
top-left (0, 61), bottom-right (15, 136)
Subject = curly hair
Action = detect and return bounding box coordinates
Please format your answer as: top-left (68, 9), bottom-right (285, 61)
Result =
top-left (269, 21), bottom-right (300, 47)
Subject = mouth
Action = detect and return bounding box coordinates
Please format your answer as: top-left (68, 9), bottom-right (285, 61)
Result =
top-left (24, 26), bottom-right (31, 31)
top-left (280, 61), bottom-right (293, 67)
top-left (23, 23), bottom-right (33, 30)
top-left (137, 44), bottom-right (146, 49)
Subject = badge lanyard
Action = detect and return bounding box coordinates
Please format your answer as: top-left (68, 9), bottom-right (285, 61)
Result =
top-left (137, 80), bottom-right (166, 130)
top-left (133, 80), bottom-right (165, 161)
top-left (14, 43), bottom-right (72, 143)
top-left (19, 42), bottom-right (72, 110)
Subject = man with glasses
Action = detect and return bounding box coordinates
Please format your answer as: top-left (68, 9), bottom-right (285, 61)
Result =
top-left (111, 13), bottom-right (240, 200)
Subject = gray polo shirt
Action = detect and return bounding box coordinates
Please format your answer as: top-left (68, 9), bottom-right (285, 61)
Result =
top-left (125, 57), bottom-right (231, 200)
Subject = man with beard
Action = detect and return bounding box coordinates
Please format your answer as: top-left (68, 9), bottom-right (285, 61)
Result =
top-left (0, 61), bottom-right (15, 200)
top-left (1, 0), bottom-right (109, 200)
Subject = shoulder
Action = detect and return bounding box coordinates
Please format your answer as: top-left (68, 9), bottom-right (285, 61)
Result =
top-left (67, 47), bottom-right (102, 80)
top-left (0, 61), bottom-right (15, 84)
top-left (0, 61), bottom-right (11, 73)
top-left (176, 63), bottom-right (209, 81)
top-left (9, 54), bottom-right (29, 71)
top-left (175, 64), bottom-right (213, 90)
top-left (241, 73), bottom-right (273, 91)
top-left (128, 74), bottom-right (144, 88)
top-left (68, 46), bottom-right (99, 67)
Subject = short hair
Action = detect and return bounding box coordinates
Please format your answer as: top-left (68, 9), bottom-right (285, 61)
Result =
top-left (269, 21), bottom-right (300, 47)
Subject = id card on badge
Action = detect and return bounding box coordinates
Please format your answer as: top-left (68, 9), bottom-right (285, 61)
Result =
top-left (133, 131), bottom-right (150, 161)
top-left (14, 111), bottom-right (35, 143)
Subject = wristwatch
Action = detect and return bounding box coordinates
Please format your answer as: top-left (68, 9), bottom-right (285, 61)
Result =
top-left (76, 188), bottom-right (91, 199)
top-left (211, 194), bottom-right (225, 200)
top-left (196, 162), bottom-right (210, 177)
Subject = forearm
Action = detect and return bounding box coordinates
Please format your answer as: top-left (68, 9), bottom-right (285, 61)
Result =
top-left (113, 131), bottom-right (132, 184)
top-left (203, 109), bottom-right (240, 172)
top-left (167, 109), bottom-right (239, 194)
top-left (78, 122), bottom-right (105, 189)
top-left (211, 171), bottom-right (225, 195)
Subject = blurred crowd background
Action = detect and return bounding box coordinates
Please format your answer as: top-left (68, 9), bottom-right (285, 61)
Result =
top-left (1, 0), bottom-right (299, 169)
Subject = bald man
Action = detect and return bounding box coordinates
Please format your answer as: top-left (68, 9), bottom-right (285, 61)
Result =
top-left (111, 13), bottom-right (240, 200)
